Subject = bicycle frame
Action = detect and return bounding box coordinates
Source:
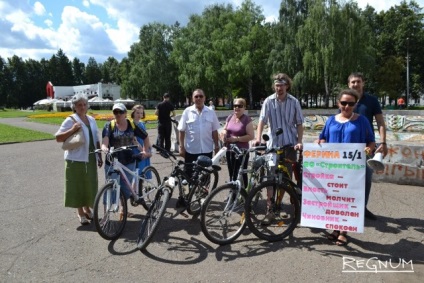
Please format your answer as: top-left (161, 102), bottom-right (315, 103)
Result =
top-left (225, 144), bottom-right (267, 211)
top-left (102, 147), bottom-right (158, 208)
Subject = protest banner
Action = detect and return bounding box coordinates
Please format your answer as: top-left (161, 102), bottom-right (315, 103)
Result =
top-left (300, 143), bottom-right (366, 233)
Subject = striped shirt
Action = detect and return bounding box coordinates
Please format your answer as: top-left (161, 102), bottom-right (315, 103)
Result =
top-left (259, 93), bottom-right (304, 147)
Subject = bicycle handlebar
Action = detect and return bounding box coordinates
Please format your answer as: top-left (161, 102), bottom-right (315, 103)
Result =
top-left (152, 144), bottom-right (177, 160)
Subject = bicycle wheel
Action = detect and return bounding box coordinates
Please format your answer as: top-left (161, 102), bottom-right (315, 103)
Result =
top-left (186, 183), bottom-right (209, 216)
top-left (139, 165), bottom-right (161, 206)
top-left (93, 182), bottom-right (127, 240)
top-left (204, 170), bottom-right (219, 191)
top-left (245, 180), bottom-right (300, 242)
top-left (137, 187), bottom-right (170, 250)
top-left (200, 184), bottom-right (247, 245)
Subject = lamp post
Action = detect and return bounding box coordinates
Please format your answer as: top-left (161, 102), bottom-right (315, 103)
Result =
top-left (406, 37), bottom-right (410, 108)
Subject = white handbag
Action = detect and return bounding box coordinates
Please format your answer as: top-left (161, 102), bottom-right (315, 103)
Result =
top-left (62, 116), bottom-right (85, 150)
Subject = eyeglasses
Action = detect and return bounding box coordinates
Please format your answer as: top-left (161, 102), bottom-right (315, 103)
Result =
top-left (340, 101), bottom-right (356, 107)
top-left (113, 110), bottom-right (125, 115)
top-left (194, 95), bottom-right (204, 99)
top-left (233, 104), bottom-right (244, 108)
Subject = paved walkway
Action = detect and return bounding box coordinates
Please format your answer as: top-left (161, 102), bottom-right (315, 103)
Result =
top-left (0, 117), bottom-right (422, 282)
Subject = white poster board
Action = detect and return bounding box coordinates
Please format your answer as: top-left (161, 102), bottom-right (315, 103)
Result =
top-left (300, 143), bottom-right (366, 233)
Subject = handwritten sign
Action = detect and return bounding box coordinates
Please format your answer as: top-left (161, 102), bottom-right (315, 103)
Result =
top-left (300, 143), bottom-right (366, 233)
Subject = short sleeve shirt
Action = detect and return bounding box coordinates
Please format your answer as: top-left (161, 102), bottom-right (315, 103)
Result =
top-left (259, 93), bottom-right (304, 147)
top-left (177, 105), bottom-right (220, 154)
top-left (102, 119), bottom-right (148, 165)
top-left (354, 93), bottom-right (382, 128)
top-left (156, 101), bottom-right (175, 123)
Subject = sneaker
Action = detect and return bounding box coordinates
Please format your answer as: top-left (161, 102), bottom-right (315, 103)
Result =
top-left (365, 208), bottom-right (377, 220)
top-left (261, 211), bottom-right (275, 226)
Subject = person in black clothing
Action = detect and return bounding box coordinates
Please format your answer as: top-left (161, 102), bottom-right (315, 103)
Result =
top-left (348, 72), bottom-right (388, 221)
top-left (155, 93), bottom-right (176, 151)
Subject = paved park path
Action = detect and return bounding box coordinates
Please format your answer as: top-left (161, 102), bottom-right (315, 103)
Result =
top-left (0, 117), bottom-right (422, 282)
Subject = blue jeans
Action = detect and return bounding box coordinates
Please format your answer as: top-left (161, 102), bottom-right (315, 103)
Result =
top-left (104, 162), bottom-right (136, 200)
top-left (365, 165), bottom-right (373, 206)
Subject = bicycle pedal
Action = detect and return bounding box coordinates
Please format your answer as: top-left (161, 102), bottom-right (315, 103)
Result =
top-left (136, 198), bottom-right (149, 210)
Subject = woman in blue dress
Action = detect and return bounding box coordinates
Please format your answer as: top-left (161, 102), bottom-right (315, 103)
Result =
top-left (318, 89), bottom-right (375, 246)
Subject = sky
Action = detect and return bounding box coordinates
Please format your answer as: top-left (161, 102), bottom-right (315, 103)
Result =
top-left (1, 0), bottom-right (423, 64)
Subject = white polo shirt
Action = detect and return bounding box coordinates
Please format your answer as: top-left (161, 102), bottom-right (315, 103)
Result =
top-left (178, 105), bottom-right (220, 154)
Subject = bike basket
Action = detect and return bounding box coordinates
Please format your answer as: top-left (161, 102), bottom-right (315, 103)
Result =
top-left (196, 155), bottom-right (212, 168)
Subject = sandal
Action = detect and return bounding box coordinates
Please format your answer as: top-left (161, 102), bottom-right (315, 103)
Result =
top-left (327, 230), bottom-right (340, 241)
top-left (78, 215), bottom-right (89, 225)
top-left (84, 211), bottom-right (93, 220)
top-left (336, 233), bottom-right (348, 246)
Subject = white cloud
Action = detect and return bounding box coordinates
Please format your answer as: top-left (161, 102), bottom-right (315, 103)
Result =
top-left (1, 0), bottom-right (423, 64)
top-left (33, 1), bottom-right (46, 16)
top-left (44, 19), bottom-right (53, 28)
top-left (106, 19), bottom-right (139, 54)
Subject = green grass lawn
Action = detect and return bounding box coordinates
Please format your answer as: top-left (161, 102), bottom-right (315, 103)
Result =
top-left (0, 109), bottom-right (165, 144)
top-left (0, 123), bottom-right (54, 144)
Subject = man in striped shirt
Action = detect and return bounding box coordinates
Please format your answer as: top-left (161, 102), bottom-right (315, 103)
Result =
top-left (255, 73), bottom-right (304, 225)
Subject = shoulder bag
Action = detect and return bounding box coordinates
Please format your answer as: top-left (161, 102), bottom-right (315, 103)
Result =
top-left (62, 116), bottom-right (86, 150)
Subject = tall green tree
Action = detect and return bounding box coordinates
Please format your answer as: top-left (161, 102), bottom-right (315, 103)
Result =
top-left (25, 58), bottom-right (49, 106)
top-left (49, 49), bottom-right (74, 86)
top-left (376, 1), bottom-right (424, 104)
top-left (72, 58), bottom-right (85, 85)
top-left (297, 0), bottom-right (374, 106)
top-left (172, 4), bottom-right (235, 100)
top-left (101, 57), bottom-right (120, 84)
top-left (6, 56), bottom-right (27, 108)
top-left (85, 57), bottom-right (102, 85)
top-left (123, 22), bottom-right (181, 101)
top-left (218, 0), bottom-right (271, 107)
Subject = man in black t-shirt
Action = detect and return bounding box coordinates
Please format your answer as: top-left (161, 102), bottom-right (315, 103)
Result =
top-left (155, 93), bottom-right (176, 151)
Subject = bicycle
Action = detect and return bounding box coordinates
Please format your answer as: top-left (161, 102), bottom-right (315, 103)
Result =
top-left (200, 143), bottom-right (268, 245)
top-left (244, 128), bottom-right (303, 242)
top-left (92, 145), bottom-right (161, 241)
top-left (137, 144), bottom-right (221, 250)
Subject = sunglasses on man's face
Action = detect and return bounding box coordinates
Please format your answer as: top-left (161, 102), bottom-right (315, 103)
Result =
top-left (233, 104), bottom-right (244, 108)
top-left (194, 95), bottom-right (204, 99)
top-left (339, 101), bottom-right (356, 107)
top-left (113, 110), bottom-right (125, 115)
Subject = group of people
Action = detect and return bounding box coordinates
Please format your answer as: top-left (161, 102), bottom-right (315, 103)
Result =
top-left (56, 99), bottom-right (154, 224)
top-left (56, 71), bottom-right (388, 248)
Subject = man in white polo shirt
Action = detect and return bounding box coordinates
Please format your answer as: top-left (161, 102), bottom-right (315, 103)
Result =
top-left (178, 89), bottom-right (220, 174)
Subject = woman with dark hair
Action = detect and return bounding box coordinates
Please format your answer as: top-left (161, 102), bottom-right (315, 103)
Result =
top-left (55, 94), bottom-right (103, 225)
top-left (318, 89), bottom-right (375, 246)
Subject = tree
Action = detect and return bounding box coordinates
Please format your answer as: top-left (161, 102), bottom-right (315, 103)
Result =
top-left (122, 22), bottom-right (181, 101)
top-left (297, 0), bottom-right (375, 106)
top-left (85, 57), bottom-right (102, 84)
top-left (72, 58), bottom-right (85, 85)
top-left (49, 49), bottom-right (74, 86)
top-left (172, 4), bottom-right (235, 99)
top-left (218, 0), bottom-right (271, 108)
top-left (101, 57), bottom-right (120, 84)
top-left (376, 1), bottom-right (424, 103)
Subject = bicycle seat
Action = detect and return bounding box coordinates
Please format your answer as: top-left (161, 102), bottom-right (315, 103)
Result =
top-left (211, 165), bottom-right (221, 172)
top-left (196, 155), bottom-right (212, 168)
